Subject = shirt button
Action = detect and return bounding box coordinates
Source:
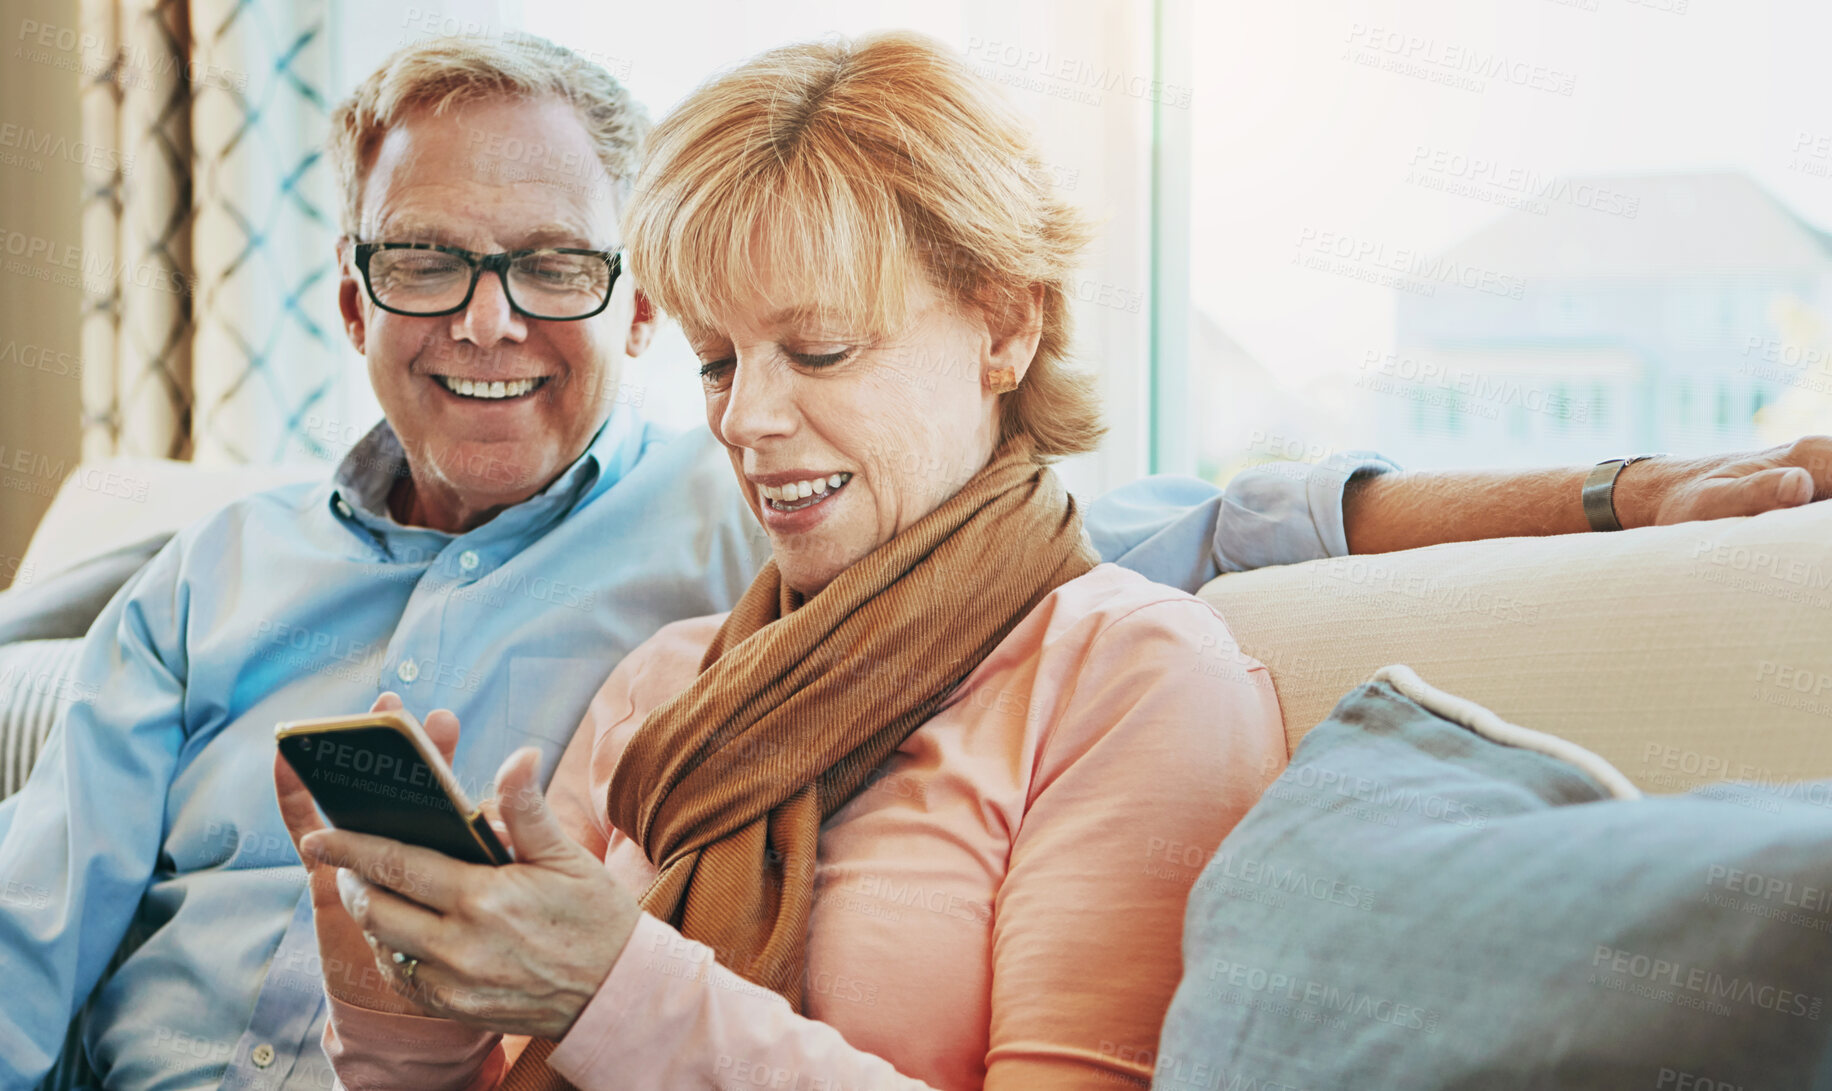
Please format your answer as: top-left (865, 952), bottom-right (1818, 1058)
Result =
top-left (334, 498), bottom-right (353, 518)
top-left (396, 659), bottom-right (420, 683)
top-left (459, 550), bottom-right (480, 572)
top-left (251, 1043), bottom-right (276, 1068)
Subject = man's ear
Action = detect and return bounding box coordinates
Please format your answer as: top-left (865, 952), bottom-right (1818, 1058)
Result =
top-left (336, 240), bottom-right (367, 355)
top-left (982, 283), bottom-right (1045, 388)
top-left (625, 287), bottom-right (659, 358)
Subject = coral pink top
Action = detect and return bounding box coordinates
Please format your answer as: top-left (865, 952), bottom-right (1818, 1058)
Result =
top-left (322, 564), bottom-right (1285, 1090)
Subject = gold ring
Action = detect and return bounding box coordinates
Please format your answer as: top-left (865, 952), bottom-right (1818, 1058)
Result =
top-left (391, 949), bottom-right (419, 983)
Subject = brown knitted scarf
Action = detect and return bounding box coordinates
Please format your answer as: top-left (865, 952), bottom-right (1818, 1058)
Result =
top-left (501, 438), bottom-right (1096, 1089)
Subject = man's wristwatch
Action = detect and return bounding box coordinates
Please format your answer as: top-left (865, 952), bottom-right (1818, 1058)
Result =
top-left (1582, 455), bottom-right (1662, 532)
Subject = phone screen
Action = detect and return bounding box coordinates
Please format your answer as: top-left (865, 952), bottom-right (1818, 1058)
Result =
top-left (278, 724), bottom-right (509, 866)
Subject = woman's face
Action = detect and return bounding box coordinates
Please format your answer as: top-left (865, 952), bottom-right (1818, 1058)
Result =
top-left (694, 270), bottom-right (1031, 596)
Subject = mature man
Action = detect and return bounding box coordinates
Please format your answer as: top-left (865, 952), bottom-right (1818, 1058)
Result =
top-left (0, 31), bottom-right (1826, 1091)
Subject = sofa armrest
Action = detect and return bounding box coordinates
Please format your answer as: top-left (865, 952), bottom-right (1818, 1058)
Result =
top-left (1200, 501), bottom-right (1832, 792)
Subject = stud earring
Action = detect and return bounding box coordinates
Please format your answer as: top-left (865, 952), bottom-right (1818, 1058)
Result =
top-left (986, 366), bottom-right (1020, 393)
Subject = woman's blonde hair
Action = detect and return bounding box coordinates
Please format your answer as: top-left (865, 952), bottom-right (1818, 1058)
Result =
top-left (328, 33), bottom-right (649, 234)
top-left (624, 32), bottom-right (1105, 459)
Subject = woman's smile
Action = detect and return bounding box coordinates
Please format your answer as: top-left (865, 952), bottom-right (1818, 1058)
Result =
top-left (750, 470), bottom-right (855, 533)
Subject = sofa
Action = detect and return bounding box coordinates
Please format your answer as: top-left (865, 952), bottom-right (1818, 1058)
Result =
top-left (6, 455), bottom-right (1831, 1089)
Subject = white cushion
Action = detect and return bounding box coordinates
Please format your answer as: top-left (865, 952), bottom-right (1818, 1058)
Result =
top-left (1200, 501), bottom-right (1832, 793)
top-left (20, 457), bottom-right (325, 580)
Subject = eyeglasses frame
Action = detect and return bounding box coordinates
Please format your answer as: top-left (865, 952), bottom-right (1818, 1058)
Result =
top-left (349, 240), bottom-right (623, 321)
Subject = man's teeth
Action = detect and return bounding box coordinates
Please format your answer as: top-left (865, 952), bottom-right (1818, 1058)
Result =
top-left (759, 473), bottom-right (851, 505)
top-left (437, 376), bottom-right (542, 399)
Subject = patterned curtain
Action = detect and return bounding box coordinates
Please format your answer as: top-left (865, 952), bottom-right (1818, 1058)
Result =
top-left (77, 0), bottom-right (358, 466)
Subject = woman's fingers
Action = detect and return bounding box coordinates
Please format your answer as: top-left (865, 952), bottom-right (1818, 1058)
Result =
top-left (477, 798), bottom-right (510, 846)
top-left (335, 867), bottom-right (448, 961)
top-left (273, 749), bottom-right (326, 855)
top-left (370, 691), bottom-right (405, 714)
top-left (301, 827), bottom-right (468, 912)
top-left (493, 748), bottom-right (577, 864)
top-left (424, 708), bottom-right (461, 765)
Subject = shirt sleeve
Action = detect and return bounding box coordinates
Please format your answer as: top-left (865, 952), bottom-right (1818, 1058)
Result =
top-left (0, 542), bottom-right (190, 1086)
top-left (538, 598), bottom-right (1284, 1091)
top-left (1084, 452), bottom-right (1399, 593)
top-left (322, 998), bottom-right (506, 1091)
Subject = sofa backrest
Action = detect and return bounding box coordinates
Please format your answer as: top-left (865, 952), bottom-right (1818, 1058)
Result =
top-left (1199, 501), bottom-right (1832, 793)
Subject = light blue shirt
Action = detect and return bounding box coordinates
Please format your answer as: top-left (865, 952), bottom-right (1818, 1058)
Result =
top-left (0, 407), bottom-right (1390, 1091)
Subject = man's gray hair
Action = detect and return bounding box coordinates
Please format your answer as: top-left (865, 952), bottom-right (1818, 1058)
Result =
top-left (328, 32), bottom-right (650, 234)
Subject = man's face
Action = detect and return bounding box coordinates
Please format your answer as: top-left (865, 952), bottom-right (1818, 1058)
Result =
top-left (339, 96), bottom-right (652, 526)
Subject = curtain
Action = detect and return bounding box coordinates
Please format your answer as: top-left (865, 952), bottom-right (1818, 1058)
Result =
top-left (77, 0), bottom-right (354, 466)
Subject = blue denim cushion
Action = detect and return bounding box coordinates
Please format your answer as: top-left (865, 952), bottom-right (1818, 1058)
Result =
top-left (1156, 676), bottom-right (1832, 1090)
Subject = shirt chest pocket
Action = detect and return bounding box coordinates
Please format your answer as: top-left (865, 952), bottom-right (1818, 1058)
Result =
top-left (504, 654), bottom-right (610, 777)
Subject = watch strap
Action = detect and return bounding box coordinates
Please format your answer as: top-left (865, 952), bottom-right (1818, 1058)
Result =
top-left (1582, 455), bottom-right (1658, 532)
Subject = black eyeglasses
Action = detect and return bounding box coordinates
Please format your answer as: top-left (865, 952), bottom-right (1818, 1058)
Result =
top-left (351, 241), bottom-right (623, 320)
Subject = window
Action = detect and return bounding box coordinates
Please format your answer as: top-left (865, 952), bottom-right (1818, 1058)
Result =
top-left (1182, 0), bottom-right (1832, 480)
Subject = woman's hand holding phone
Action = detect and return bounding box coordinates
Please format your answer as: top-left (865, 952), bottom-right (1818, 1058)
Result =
top-left (274, 693), bottom-right (644, 1036)
top-left (275, 691), bottom-right (449, 1015)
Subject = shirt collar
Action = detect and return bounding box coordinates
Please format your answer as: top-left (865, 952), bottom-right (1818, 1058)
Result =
top-left (327, 403), bottom-right (645, 551)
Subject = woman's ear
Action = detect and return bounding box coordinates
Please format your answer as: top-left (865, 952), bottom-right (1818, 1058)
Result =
top-left (625, 288), bottom-right (659, 358)
top-left (982, 284), bottom-right (1045, 392)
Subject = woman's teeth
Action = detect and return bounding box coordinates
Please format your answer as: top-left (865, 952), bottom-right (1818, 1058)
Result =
top-left (437, 375), bottom-right (545, 400)
top-left (760, 473), bottom-right (851, 511)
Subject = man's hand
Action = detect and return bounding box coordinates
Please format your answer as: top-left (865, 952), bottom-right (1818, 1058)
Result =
top-left (300, 731), bottom-right (641, 1039)
top-left (1343, 436), bottom-right (1832, 554)
top-left (1615, 438), bottom-right (1825, 529)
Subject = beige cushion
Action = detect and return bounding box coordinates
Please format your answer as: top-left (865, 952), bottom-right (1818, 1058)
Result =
top-left (1199, 500), bottom-right (1832, 793)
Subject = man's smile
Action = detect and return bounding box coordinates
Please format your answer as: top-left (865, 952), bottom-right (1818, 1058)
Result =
top-left (432, 374), bottom-right (553, 401)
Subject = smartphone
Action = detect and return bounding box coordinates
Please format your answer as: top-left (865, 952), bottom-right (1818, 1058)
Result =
top-left (275, 709), bottom-right (511, 866)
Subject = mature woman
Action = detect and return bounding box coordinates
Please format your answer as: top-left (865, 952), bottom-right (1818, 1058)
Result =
top-left (277, 32), bottom-right (1284, 1089)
